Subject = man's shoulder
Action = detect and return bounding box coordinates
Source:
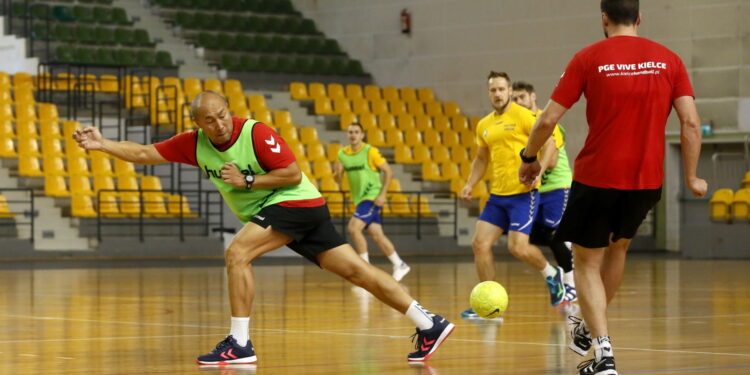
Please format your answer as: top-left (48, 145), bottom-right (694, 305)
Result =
top-left (477, 112), bottom-right (495, 128)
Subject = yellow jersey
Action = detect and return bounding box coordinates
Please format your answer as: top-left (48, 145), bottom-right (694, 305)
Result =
top-left (476, 102), bottom-right (543, 196)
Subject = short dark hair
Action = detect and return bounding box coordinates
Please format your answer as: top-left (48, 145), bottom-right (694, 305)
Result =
top-left (512, 81), bottom-right (535, 94)
top-left (487, 71), bottom-right (511, 84)
top-left (601, 0), bottom-right (639, 25)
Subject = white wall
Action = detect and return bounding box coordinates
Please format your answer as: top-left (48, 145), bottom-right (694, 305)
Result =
top-left (293, 0), bottom-right (749, 160)
top-left (0, 17), bottom-right (39, 75)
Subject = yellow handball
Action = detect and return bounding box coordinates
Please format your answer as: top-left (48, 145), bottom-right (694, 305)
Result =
top-left (469, 281), bottom-right (509, 319)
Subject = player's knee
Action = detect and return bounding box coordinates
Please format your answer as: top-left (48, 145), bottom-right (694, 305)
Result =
top-left (337, 262), bottom-right (369, 285)
top-left (347, 223), bottom-right (361, 236)
top-left (472, 237), bottom-right (493, 254)
top-left (507, 242), bottom-right (529, 260)
top-left (224, 245), bottom-right (253, 267)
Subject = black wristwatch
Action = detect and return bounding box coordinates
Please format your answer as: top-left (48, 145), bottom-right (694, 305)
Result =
top-left (244, 174), bottom-right (255, 189)
top-left (519, 148), bottom-right (538, 163)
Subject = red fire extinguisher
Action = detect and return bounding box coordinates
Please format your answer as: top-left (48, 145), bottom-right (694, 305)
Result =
top-left (401, 9), bottom-right (411, 35)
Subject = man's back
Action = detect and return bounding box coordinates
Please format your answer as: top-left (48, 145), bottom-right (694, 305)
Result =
top-left (552, 36), bottom-right (694, 189)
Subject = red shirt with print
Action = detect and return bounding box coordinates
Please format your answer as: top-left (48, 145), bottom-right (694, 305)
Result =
top-left (551, 35), bottom-right (694, 190)
top-left (154, 116), bottom-right (325, 207)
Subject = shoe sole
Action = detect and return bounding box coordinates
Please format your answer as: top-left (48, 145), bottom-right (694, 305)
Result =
top-left (407, 323), bottom-right (455, 362)
top-left (196, 356), bottom-right (257, 365)
top-left (592, 370), bottom-right (617, 375)
top-left (568, 342), bottom-right (589, 356)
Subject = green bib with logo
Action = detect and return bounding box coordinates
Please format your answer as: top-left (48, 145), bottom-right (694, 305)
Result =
top-left (196, 120), bottom-right (321, 223)
top-left (338, 143), bottom-right (382, 206)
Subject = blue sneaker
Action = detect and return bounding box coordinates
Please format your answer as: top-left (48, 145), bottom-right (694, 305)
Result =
top-left (196, 335), bottom-right (257, 365)
top-left (565, 284), bottom-right (577, 303)
top-left (546, 266), bottom-right (566, 306)
top-left (407, 315), bottom-right (455, 362)
top-left (460, 308), bottom-right (480, 319)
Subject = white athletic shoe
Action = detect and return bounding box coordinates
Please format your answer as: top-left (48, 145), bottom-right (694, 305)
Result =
top-left (392, 262), bottom-right (411, 281)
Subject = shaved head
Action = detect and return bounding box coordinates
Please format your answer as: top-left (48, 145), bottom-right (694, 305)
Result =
top-left (191, 90), bottom-right (233, 145)
top-left (190, 90), bottom-right (229, 119)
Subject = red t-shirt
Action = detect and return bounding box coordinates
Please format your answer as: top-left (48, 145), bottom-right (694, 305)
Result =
top-left (154, 116), bottom-right (325, 207)
top-left (551, 35), bottom-right (694, 190)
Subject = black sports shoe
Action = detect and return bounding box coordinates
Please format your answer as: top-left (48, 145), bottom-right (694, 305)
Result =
top-left (407, 315), bottom-right (455, 362)
top-left (545, 266), bottom-right (566, 306)
top-left (577, 356), bottom-right (617, 375)
top-left (196, 335), bottom-right (257, 365)
top-left (569, 315), bottom-right (592, 356)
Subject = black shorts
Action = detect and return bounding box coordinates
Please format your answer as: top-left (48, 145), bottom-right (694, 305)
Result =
top-left (250, 204), bottom-right (347, 266)
top-left (554, 181), bottom-right (661, 248)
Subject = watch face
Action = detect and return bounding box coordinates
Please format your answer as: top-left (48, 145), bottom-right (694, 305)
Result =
top-left (245, 175), bottom-right (254, 183)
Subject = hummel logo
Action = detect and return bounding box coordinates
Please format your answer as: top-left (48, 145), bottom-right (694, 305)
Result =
top-left (219, 348), bottom-right (237, 359)
top-left (420, 337), bottom-right (436, 351)
top-left (265, 135), bottom-right (281, 153)
top-left (255, 215), bottom-right (265, 221)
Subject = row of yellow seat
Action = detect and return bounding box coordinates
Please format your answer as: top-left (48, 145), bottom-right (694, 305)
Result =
top-left (0, 194), bottom-right (15, 218)
top-left (710, 188), bottom-right (750, 222)
top-left (290, 82), bottom-right (437, 103)
top-left (0, 72), bottom-right (35, 90)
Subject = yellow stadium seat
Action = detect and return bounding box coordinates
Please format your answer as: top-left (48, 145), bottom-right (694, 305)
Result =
top-left (16, 119), bottom-right (39, 139)
top-left (224, 79), bottom-right (243, 97)
top-left (144, 192), bottom-right (170, 217)
top-left (314, 98), bottom-right (335, 115)
top-left (280, 127), bottom-right (299, 143)
top-left (366, 129), bottom-right (386, 147)
top-left (400, 87), bottom-right (417, 102)
top-left (472, 180), bottom-right (489, 199)
top-left (0, 120), bottom-right (13, 138)
top-left (350, 98), bottom-right (370, 115)
top-left (253, 109), bottom-right (273, 125)
top-left (389, 193), bottom-right (412, 216)
top-left (274, 110), bottom-right (293, 129)
top-left (0, 103), bottom-right (12, 121)
top-left (114, 159), bottom-right (136, 176)
top-left (42, 155), bottom-right (66, 176)
top-left (433, 116), bottom-right (451, 132)
top-left (442, 131), bottom-right (461, 148)
top-left (377, 114), bottom-right (397, 131)
top-left (451, 115), bottom-right (470, 132)
top-left (45, 175), bottom-right (70, 197)
top-left (424, 132), bottom-right (442, 147)
top-left (394, 144), bottom-right (413, 164)
top-left (326, 143), bottom-right (342, 162)
top-left (364, 85), bottom-right (382, 101)
top-left (117, 175), bottom-right (139, 191)
top-left (0, 72), bottom-right (9, 87)
top-left (0, 90), bottom-right (11, 104)
top-left (0, 194), bottom-right (15, 218)
top-left (459, 161), bottom-right (472, 179)
top-left (71, 194), bottom-right (97, 217)
top-left (441, 162), bottom-right (460, 180)
top-left (426, 102), bottom-right (443, 117)
top-left (67, 156), bottom-right (90, 176)
top-left (13, 72), bottom-right (33, 88)
top-left (422, 162), bottom-right (442, 181)
top-left (299, 127), bottom-right (319, 144)
top-left (62, 121), bottom-right (81, 138)
top-left (385, 129), bottom-right (404, 146)
top-left (97, 191), bottom-right (121, 217)
top-left (18, 138), bottom-right (42, 157)
top-left (346, 84), bottom-right (363, 100)
top-left (327, 83), bottom-right (345, 100)
top-left (332, 98), bottom-right (351, 114)
top-left (141, 176), bottom-right (163, 191)
top-left (340, 112), bottom-right (356, 130)
top-left (710, 189), bottom-right (734, 221)
top-left (14, 88), bottom-right (35, 104)
top-left (324, 193), bottom-right (346, 217)
top-left (450, 178), bottom-right (464, 195)
top-left (39, 119), bottom-right (62, 139)
top-left (382, 86), bottom-right (399, 101)
top-left (359, 113), bottom-right (377, 130)
top-left (99, 75), bottom-right (119, 93)
top-left (412, 145), bottom-right (431, 163)
top-left (308, 82), bottom-right (327, 99)
top-left (444, 102), bottom-right (460, 117)
top-left (297, 160), bottom-right (312, 175)
top-left (41, 138), bottom-right (64, 158)
top-left (340, 175), bottom-right (351, 191)
top-left (69, 175), bottom-right (94, 196)
top-left (470, 116), bottom-right (482, 131)
top-left (19, 155), bottom-right (42, 176)
top-left (183, 78), bottom-right (202, 101)
top-left (406, 100), bottom-right (425, 116)
top-left (290, 82), bottom-right (310, 100)
top-left (0, 137), bottom-right (16, 157)
top-left (203, 79), bottom-right (223, 95)
top-left (306, 143), bottom-right (326, 161)
top-left (389, 100), bottom-right (407, 116)
top-left (732, 189), bottom-right (750, 221)
top-left (166, 194), bottom-right (198, 218)
top-left (418, 88), bottom-right (435, 102)
top-left (312, 160), bottom-right (333, 179)
top-left (450, 145), bottom-right (470, 163)
top-left (397, 114), bottom-right (415, 131)
top-left (411, 195), bottom-right (435, 216)
top-left (287, 142), bottom-right (306, 161)
top-left (319, 176), bottom-right (340, 191)
top-left (91, 157), bottom-right (115, 176)
top-left (119, 193), bottom-right (142, 217)
top-left (38, 103), bottom-right (59, 122)
top-left (415, 115), bottom-right (433, 131)
top-left (370, 99), bottom-right (389, 116)
top-left (228, 93), bottom-right (248, 113)
top-left (461, 129), bottom-right (476, 148)
top-left (404, 129), bottom-right (423, 146)
top-left (431, 146), bottom-right (451, 163)
top-left (742, 171), bottom-right (750, 189)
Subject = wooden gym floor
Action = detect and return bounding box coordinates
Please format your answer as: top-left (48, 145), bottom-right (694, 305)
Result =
top-left (0, 254), bottom-right (748, 374)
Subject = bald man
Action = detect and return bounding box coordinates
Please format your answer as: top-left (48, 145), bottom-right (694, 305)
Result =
top-left (73, 91), bottom-right (454, 365)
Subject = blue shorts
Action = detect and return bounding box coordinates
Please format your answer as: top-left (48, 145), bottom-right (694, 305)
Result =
top-left (352, 200), bottom-right (382, 228)
top-left (535, 188), bottom-right (570, 229)
top-left (479, 191), bottom-right (539, 234)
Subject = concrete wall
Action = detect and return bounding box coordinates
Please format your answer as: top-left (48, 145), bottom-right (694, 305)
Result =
top-left (293, 0), bottom-right (749, 160)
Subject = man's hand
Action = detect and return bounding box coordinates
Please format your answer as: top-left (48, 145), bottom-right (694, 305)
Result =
top-left (221, 162), bottom-right (246, 188)
top-left (460, 185), bottom-right (473, 202)
top-left (686, 176), bottom-right (708, 198)
top-left (374, 194), bottom-right (386, 207)
top-left (73, 127), bottom-right (105, 151)
top-left (519, 160), bottom-right (542, 187)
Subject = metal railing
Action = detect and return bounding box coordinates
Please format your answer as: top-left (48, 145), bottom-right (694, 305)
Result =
top-left (95, 189), bottom-right (227, 243)
top-left (320, 190), bottom-right (458, 240)
top-left (0, 188), bottom-right (35, 243)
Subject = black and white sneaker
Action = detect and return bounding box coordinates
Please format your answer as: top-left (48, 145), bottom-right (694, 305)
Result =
top-left (577, 356), bottom-right (617, 375)
top-left (407, 315), bottom-right (455, 362)
top-left (569, 315), bottom-right (592, 356)
top-left (196, 335), bottom-right (257, 365)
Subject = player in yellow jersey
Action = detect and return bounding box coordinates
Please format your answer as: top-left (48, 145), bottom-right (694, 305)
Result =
top-left (460, 71), bottom-right (566, 318)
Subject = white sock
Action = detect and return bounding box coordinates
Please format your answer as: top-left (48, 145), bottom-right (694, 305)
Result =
top-left (593, 335), bottom-right (613, 361)
top-left (405, 300), bottom-right (434, 330)
top-left (387, 252), bottom-right (404, 267)
top-left (564, 271), bottom-right (575, 286)
top-left (541, 263), bottom-right (557, 279)
top-left (359, 252), bottom-right (369, 263)
top-left (230, 317), bottom-right (250, 347)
